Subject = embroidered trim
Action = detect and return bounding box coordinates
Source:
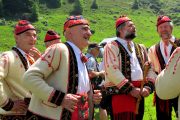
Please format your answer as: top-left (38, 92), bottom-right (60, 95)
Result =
top-left (117, 79), bottom-right (129, 88)
top-left (41, 46), bottom-right (57, 70)
top-left (173, 55), bottom-right (180, 74)
top-left (61, 42), bottom-right (79, 120)
top-left (2, 99), bottom-right (14, 111)
top-left (12, 47), bottom-right (28, 70)
top-left (115, 40), bottom-right (131, 81)
top-left (155, 43), bottom-right (166, 70)
top-left (50, 90), bottom-right (65, 106)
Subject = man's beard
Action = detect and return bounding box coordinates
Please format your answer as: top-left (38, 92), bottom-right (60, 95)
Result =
top-left (160, 32), bottom-right (171, 40)
top-left (125, 31), bottom-right (136, 40)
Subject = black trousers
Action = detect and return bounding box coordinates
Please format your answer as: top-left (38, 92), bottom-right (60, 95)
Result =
top-left (136, 97), bottom-right (144, 120)
top-left (156, 95), bottom-right (178, 120)
top-left (25, 110), bottom-right (52, 120)
top-left (0, 115), bottom-right (26, 120)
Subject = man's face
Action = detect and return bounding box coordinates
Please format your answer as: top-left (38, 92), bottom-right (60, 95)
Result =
top-left (15, 30), bottom-right (37, 52)
top-left (70, 24), bottom-right (92, 50)
top-left (157, 22), bottom-right (172, 40)
top-left (122, 21), bottom-right (136, 40)
top-left (92, 47), bottom-right (100, 57)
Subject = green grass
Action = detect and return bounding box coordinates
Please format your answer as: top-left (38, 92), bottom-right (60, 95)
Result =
top-left (0, 0), bottom-right (179, 52)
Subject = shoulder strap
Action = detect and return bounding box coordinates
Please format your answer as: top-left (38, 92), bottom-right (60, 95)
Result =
top-left (61, 42), bottom-right (79, 120)
top-left (12, 47), bottom-right (28, 71)
top-left (114, 40), bottom-right (131, 81)
top-left (134, 43), bottom-right (146, 70)
top-left (155, 43), bottom-right (166, 70)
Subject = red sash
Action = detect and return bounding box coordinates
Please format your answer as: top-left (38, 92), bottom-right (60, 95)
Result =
top-left (112, 81), bottom-right (141, 114)
top-left (71, 94), bottom-right (89, 120)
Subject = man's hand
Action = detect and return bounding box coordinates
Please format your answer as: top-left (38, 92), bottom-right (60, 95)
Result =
top-left (98, 71), bottom-right (105, 78)
top-left (61, 94), bottom-right (81, 112)
top-left (11, 100), bottom-right (28, 114)
top-left (93, 90), bottom-right (102, 104)
top-left (130, 87), bottom-right (141, 98)
top-left (140, 87), bottom-right (150, 97)
top-left (29, 47), bottom-right (41, 61)
top-left (89, 71), bottom-right (105, 79)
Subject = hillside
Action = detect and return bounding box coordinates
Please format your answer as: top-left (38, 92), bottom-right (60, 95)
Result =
top-left (0, 0), bottom-right (179, 52)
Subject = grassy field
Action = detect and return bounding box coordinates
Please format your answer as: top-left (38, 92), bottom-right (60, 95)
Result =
top-left (0, 0), bottom-right (179, 52)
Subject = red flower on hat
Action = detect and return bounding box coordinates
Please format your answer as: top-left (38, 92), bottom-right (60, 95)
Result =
top-left (156, 15), bottom-right (171, 27)
top-left (116, 15), bottom-right (131, 28)
top-left (63, 15), bottom-right (89, 32)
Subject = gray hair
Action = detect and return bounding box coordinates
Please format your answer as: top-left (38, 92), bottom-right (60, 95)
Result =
top-left (169, 21), bottom-right (174, 27)
top-left (116, 22), bottom-right (126, 37)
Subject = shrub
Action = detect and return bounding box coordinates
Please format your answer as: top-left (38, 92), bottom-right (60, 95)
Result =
top-left (70, 0), bottom-right (83, 15)
top-left (91, 0), bottom-right (98, 9)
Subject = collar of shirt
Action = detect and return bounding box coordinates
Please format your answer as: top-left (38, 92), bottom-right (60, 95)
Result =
top-left (66, 41), bottom-right (90, 93)
top-left (117, 37), bottom-right (134, 54)
top-left (15, 46), bottom-right (26, 58)
top-left (160, 36), bottom-right (175, 46)
top-left (85, 53), bottom-right (94, 59)
top-left (160, 36), bottom-right (175, 64)
top-left (67, 41), bottom-right (81, 56)
top-left (15, 46), bottom-right (31, 67)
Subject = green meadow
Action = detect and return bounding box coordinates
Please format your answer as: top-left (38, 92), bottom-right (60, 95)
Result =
top-left (0, 0), bottom-right (179, 52)
top-left (0, 0), bottom-right (179, 119)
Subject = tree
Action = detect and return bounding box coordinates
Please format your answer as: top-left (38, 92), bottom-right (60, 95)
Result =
top-left (68, 0), bottom-right (75, 3)
top-left (0, 0), bottom-right (3, 16)
top-left (39, 0), bottom-right (61, 8)
top-left (29, 1), bottom-right (39, 22)
top-left (2, 0), bottom-right (39, 21)
top-left (47, 0), bottom-right (61, 8)
top-left (70, 0), bottom-right (83, 15)
top-left (91, 0), bottom-right (98, 9)
top-left (132, 0), bottom-right (139, 9)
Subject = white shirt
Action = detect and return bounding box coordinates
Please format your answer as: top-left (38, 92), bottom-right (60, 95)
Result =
top-left (67, 41), bottom-right (90, 94)
top-left (160, 36), bottom-right (175, 64)
top-left (117, 38), bottom-right (143, 81)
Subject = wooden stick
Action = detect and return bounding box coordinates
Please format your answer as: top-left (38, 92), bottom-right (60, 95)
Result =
top-left (169, 40), bottom-right (177, 48)
top-left (135, 62), bottom-right (150, 114)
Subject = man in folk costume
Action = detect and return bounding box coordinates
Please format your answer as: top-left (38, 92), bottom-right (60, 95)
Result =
top-left (23, 15), bottom-right (102, 120)
top-left (44, 30), bottom-right (61, 48)
top-left (148, 15), bottom-right (180, 120)
top-left (102, 15), bottom-right (156, 120)
top-left (155, 47), bottom-right (180, 120)
top-left (0, 20), bottom-right (41, 120)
